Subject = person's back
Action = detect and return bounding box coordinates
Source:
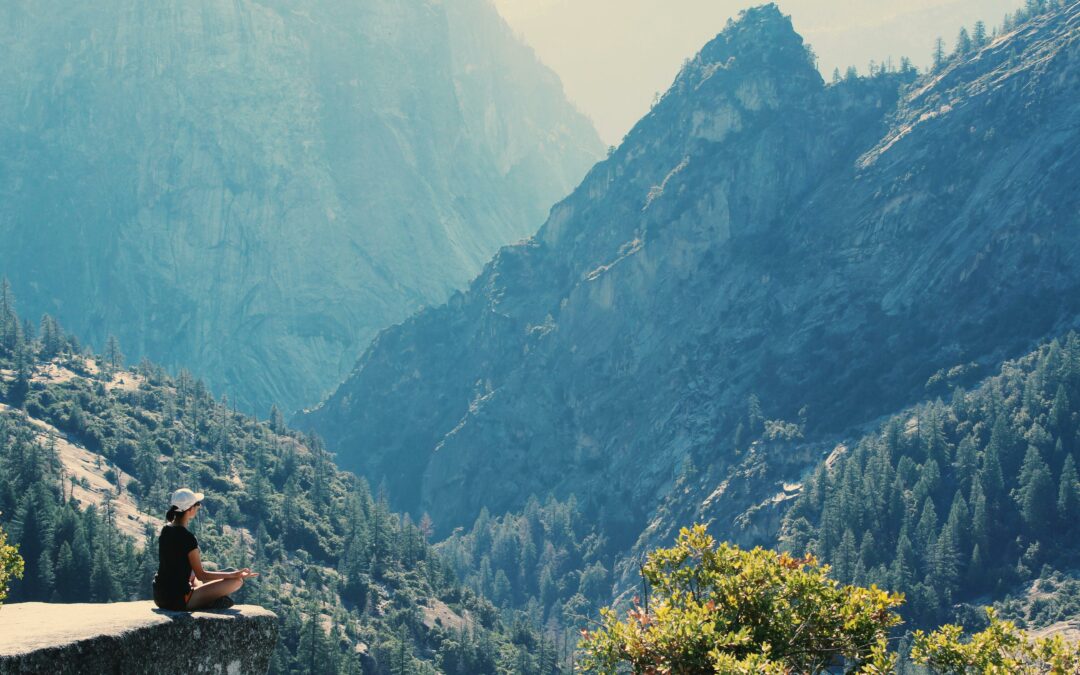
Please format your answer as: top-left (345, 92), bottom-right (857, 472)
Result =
top-left (152, 488), bottom-right (258, 611)
top-left (154, 523), bottom-right (198, 609)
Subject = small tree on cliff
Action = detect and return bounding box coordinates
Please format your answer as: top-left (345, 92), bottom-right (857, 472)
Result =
top-left (0, 514), bottom-right (25, 608)
top-left (973, 20), bottom-right (988, 47)
top-left (955, 27), bottom-right (973, 56)
top-left (933, 37), bottom-right (947, 71)
top-left (105, 335), bottom-right (124, 373)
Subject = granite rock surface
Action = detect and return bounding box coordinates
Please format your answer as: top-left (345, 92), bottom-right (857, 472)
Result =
top-left (0, 601), bottom-right (278, 675)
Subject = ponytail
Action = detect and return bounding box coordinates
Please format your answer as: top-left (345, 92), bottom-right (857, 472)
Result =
top-left (166, 505), bottom-right (181, 523)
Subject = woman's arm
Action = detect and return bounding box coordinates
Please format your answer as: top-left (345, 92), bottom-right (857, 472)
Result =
top-left (188, 547), bottom-right (243, 582)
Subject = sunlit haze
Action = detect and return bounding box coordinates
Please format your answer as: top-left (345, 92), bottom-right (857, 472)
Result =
top-left (493, 0), bottom-right (1024, 143)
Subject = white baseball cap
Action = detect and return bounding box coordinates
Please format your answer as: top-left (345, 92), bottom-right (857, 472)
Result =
top-left (170, 488), bottom-right (205, 511)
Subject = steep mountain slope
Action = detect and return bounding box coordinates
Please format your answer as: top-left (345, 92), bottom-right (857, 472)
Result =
top-left (301, 2), bottom-right (1080, 545)
top-left (0, 0), bottom-right (602, 414)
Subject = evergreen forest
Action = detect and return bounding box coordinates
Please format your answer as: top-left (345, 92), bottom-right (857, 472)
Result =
top-left (0, 281), bottom-right (555, 674)
top-left (781, 335), bottom-right (1080, 631)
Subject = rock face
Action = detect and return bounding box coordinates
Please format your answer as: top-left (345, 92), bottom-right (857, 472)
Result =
top-left (0, 0), bottom-right (602, 414)
top-left (301, 3), bottom-right (1080, 543)
top-left (0, 601), bottom-right (278, 674)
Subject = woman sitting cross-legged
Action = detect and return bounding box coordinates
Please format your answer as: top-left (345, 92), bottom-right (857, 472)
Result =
top-left (152, 488), bottom-right (258, 611)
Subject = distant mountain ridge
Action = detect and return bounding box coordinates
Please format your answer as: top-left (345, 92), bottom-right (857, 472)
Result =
top-left (0, 0), bottom-right (603, 414)
top-left (300, 1), bottom-right (1080, 547)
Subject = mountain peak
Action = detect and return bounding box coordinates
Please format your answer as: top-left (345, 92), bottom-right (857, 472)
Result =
top-left (696, 3), bottom-right (811, 69)
top-left (732, 3), bottom-right (788, 30)
top-left (658, 3), bottom-right (820, 113)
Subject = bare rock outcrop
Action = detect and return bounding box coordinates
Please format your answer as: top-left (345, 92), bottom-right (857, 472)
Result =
top-left (0, 601), bottom-right (277, 675)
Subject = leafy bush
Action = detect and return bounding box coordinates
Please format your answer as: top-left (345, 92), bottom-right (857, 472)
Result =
top-left (912, 608), bottom-right (1080, 674)
top-left (581, 525), bottom-right (1080, 674)
top-left (579, 525), bottom-right (902, 673)
top-left (0, 515), bottom-right (24, 608)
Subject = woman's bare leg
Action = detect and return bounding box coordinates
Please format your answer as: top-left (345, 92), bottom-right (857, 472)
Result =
top-left (186, 578), bottom-right (243, 610)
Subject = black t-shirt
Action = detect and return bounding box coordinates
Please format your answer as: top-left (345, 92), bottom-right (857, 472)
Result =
top-left (155, 524), bottom-right (198, 597)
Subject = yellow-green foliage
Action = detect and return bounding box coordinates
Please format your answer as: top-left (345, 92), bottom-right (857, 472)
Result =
top-left (579, 525), bottom-right (1080, 674)
top-left (911, 608), bottom-right (1080, 675)
top-left (578, 525), bottom-right (903, 673)
top-left (0, 513), bottom-right (25, 608)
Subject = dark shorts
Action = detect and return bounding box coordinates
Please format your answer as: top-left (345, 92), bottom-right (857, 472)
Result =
top-left (153, 583), bottom-right (191, 611)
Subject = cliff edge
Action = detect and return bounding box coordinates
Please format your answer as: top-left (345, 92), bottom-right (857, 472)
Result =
top-left (0, 601), bottom-right (278, 675)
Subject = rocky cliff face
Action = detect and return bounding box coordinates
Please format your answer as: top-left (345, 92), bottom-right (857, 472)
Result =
top-left (301, 3), bottom-right (1080, 544)
top-left (0, 0), bottom-right (602, 414)
top-left (0, 601), bottom-right (278, 674)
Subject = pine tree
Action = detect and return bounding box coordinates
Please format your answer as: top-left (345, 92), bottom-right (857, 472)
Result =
top-left (969, 477), bottom-right (990, 554)
top-left (932, 37), bottom-right (946, 71)
top-left (914, 499), bottom-right (939, 569)
top-left (104, 335), bottom-right (124, 373)
top-left (0, 278), bottom-right (16, 352)
top-left (945, 491), bottom-right (970, 556)
top-left (492, 570), bottom-right (512, 606)
top-left (981, 441), bottom-right (1006, 511)
top-left (973, 21), bottom-right (988, 47)
top-left (959, 548), bottom-right (983, 600)
top-left (834, 529), bottom-right (858, 582)
top-left (11, 494), bottom-right (49, 599)
top-left (10, 324), bottom-right (32, 403)
top-left (54, 541), bottom-right (77, 602)
top-left (953, 436), bottom-right (978, 494)
top-left (282, 475), bottom-right (302, 547)
top-left (418, 513), bottom-right (434, 541)
top-left (858, 531), bottom-right (877, 572)
top-left (90, 546), bottom-right (117, 601)
top-left (1050, 384), bottom-right (1070, 437)
top-left (922, 406), bottom-right (949, 466)
top-left (955, 27), bottom-right (972, 56)
top-left (39, 314), bottom-right (62, 358)
top-left (391, 622), bottom-right (413, 675)
top-left (986, 415), bottom-right (1016, 476)
top-left (71, 524), bottom-right (92, 585)
top-left (746, 394), bottom-right (764, 434)
top-left (296, 598), bottom-right (337, 675)
top-left (35, 549), bottom-right (55, 600)
top-left (912, 459), bottom-right (941, 511)
top-left (269, 405), bottom-right (285, 433)
top-left (249, 442), bottom-right (271, 523)
top-left (932, 524), bottom-right (960, 597)
top-left (1058, 454), bottom-right (1080, 532)
top-left (1015, 445), bottom-right (1055, 531)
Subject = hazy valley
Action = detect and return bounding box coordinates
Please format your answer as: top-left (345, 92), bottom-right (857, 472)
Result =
top-left (0, 0), bottom-right (602, 414)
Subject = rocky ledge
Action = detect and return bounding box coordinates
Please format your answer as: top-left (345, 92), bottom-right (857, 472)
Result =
top-left (0, 601), bottom-right (278, 675)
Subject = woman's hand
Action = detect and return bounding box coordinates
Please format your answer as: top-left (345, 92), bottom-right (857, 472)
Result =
top-left (233, 568), bottom-right (259, 580)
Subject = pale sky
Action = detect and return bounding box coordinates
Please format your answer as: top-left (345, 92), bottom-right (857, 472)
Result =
top-left (492, 0), bottom-right (1024, 144)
